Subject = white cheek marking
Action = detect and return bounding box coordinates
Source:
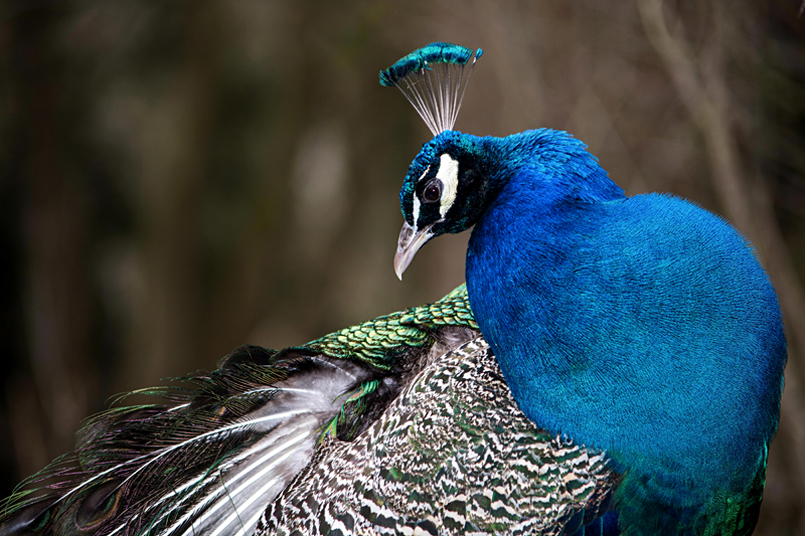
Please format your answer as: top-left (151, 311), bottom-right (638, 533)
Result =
top-left (437, 154), bottom-right (459, 218)
top-left (411, 164), bottom-right (429, 228)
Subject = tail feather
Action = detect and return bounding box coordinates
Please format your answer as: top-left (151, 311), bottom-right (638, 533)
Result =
top-left (0, 351), bottom-right (372, 536)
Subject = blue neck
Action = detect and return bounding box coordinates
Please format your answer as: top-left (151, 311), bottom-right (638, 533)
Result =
top-left (478, 129), bottom-right (625, 205)
top-left (465, 129), bottom-right (785, 534)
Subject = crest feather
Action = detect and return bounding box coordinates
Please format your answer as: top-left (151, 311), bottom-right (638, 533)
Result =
top-left (380, 42), bottom-right (482, 135)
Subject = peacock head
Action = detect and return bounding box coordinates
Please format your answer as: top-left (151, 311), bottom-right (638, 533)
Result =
top-left (380, 42), bottom-right (488, 279)
top-left (395, 130), bottom-right (498, 278)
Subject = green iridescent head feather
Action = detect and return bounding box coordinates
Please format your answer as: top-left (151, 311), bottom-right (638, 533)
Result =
top-left (379, 42), bottom-right (481, 86)
top-left (379, 42), bottom-right (482, 135)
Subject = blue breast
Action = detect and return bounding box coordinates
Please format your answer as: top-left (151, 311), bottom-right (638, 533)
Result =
top-left (465, 128), bottom-right (786, 533)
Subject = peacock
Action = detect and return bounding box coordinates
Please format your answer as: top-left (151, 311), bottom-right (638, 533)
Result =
top-left (387, 43), bottom-right (786, 535)
top-left (0, 42), bottom-right (787, 536)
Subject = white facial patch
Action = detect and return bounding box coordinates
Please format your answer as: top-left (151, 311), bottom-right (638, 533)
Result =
top-left (411, 164), bottom-right (430, 228)
top-left (436, 154), bottom-right (459, 218)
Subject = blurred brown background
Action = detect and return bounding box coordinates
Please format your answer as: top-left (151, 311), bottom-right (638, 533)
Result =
top-left (1, 0), bottom-right (803, 533)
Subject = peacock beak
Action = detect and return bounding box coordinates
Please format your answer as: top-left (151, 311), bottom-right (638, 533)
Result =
top-left (394, 222), bottom-right (434, 280)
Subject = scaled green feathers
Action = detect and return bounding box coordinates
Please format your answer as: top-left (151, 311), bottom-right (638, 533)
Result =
top-left (305, 283), bottom-right (477, 369)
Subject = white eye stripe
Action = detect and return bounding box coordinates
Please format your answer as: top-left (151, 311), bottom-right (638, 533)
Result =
top-left (436, 154), bottom-right (459, 218)
top-left (411, 164), bottom-right (428, 230)
top-left (417, 164), bottom-right (431, 183)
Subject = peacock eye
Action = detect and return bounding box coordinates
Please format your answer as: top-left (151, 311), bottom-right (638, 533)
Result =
top-left (423, 180), bottom-right (442, 203)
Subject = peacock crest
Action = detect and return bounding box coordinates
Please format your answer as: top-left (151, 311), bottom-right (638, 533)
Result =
top-left (379, 42), bottom-right (482, 135)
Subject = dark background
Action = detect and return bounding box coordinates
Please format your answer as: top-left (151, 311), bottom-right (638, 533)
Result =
top-left (1, 1), bottom-right (804, 533)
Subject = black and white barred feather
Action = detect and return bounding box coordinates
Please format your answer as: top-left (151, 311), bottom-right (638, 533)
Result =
top-left (259, 336), bottom-right (617, 536)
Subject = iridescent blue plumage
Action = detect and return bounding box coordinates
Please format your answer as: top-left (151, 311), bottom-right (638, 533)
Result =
top-left (390, 45), bottom-right (787, 536)
top-left (462, 129), bottom-right (785, 534)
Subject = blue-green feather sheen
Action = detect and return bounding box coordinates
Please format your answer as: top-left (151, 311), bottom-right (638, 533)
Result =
top-left (422, 129), bottom-right (787, 533)
top-left (379, 42), bottom-right (481, 87)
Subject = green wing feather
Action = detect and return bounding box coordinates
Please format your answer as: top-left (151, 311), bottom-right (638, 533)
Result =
top-left (305, 283), bottom-right (477, 369)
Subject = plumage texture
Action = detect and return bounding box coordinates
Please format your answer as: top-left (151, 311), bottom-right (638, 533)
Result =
top-left (259, 337), bottom-right (617, 536)
top-left (1, 286), bottom-right (622, 536)
top-left (389, 44), bottom-right (786, 536)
